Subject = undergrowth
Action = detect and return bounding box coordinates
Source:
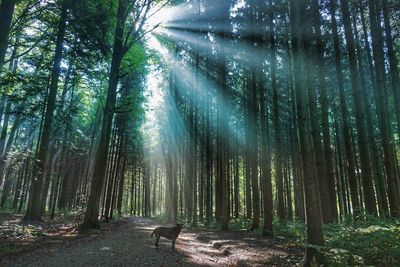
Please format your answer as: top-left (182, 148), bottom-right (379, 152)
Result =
top-left (264, 216), bottom-right (399, 266)
top-left (154, 214), bottom-right (399, 266)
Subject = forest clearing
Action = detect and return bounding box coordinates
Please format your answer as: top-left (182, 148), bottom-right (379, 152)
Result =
top-left (0, 0), bottom-right (400, 266)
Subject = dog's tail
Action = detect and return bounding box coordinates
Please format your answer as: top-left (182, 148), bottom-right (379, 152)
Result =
top-left (151, 230), bottom-right (155, 237)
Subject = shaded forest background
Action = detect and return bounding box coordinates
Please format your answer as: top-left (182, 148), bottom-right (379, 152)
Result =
top-left (0, 0), bottom-right (399, 265)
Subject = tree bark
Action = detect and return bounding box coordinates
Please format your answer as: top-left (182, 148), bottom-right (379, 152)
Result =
top-left (329, 0), bottom-right (360, 217)
top-left (312, 0), bottom-right (338, 222)
top-left (367, 0), bottom-right (400, 218)
top-left (0, 0), bottom-right (16, 69)
top-left (381, 0), bottom-right (400, 141)
top-left (24, 0), bottom-right (68, 221)
top-left (81, 0), bottom-right (128, 229)
top-left (290, 0), bottom-right (324, 264)
top-left (340, 0), bottom-right (377, 216)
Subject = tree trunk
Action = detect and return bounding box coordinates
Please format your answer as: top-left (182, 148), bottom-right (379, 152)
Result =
top-left (81, 0), bottom-right (127, 229)
top-left (103, 123), bottom-right (119, 221)
top-left (352, 9), bottom-right (389, 217)
top-left (267, 0), bottom-right (284, 222)
top-left (290, 0), bottom-right (324, 264)
top-left (24, 0), bottom-right (68, 221)
top-left (329, 0), bottom-right (360, 217)
top-left (234, 142), bottom-right (240, 219)
top-left (340, 0), bottom-right (377, 216)
top-left (381, 0), bottom-right (400, 141)
top-left (312, 0), bottom-right (338, 222)
top-left (367, 0), bottom-right (400, 218)
top-left (0, 0), bottom-right (16, 69)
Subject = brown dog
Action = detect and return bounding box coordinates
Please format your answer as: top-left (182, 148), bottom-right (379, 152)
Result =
top-left (151, 223), bottom-right (183, 250)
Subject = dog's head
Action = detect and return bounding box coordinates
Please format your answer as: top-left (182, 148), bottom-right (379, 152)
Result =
top-left (176, 223), bottom-right (184, 232)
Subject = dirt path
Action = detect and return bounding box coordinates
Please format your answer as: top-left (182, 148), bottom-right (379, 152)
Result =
top-left (1, 217), bottom-right (302, 266)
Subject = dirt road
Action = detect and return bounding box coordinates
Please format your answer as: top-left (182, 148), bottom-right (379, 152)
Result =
top-left (1, 217), bottom-right (301, 266)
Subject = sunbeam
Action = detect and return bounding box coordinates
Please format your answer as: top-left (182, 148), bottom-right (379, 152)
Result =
top-left (145, 34), bottom-right (246, 153)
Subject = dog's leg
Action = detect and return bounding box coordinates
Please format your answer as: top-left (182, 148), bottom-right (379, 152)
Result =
top-left (155, 235), bottom-right (160, 248)
top-left (172, 239), bottom-right (176, 250)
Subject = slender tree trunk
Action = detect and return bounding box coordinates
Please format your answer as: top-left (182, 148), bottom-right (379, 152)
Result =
top-left (381, 0), bottom-right (400, 140)
top-left (218, 32), bottom-right (229, 231)
top-left (268, 0), bottom-right (284, 222)
top-left (312, 0), bottom-right (338, 222)
top-left (0, 96), bottom-right (7, 126)
top-left (250, 68), bottom-right (260, 230)
top-left (185, 101), bottom-right (194, 223)
top-left (103, 125), bottom-right (119, 221)
top-left (81, 0), bottom-right (128, 229)
top-left (290, 0), bottom-right (324, 264)
top-left (367, 0), bottom-right (400, 218)
top-left (329, 0), bottom-right (360, 216)
top-left (234, 142), bottom-right (240, 219)
top-left (340, 0), bottom-right (378, 215)
top-left (166, 154), bottom-right (174, 222)
top-left (50, 152), bottom-right (65, 219)
top-left (0, 0), bottom-right (16, 69)
top-left (352, 10), bottom-right (389, 217)
top-left (0, 101), bottom-right (11, 188)
top-left (205, 99), bottom-right (212, 224)
top-left (145, 163), bottom-right (151, 217)
top-left (13, 161), bottom-right (28, 210)
top-left (24, 1), bottom-right (68, 221)
top-left (290, 65), bottom-right (304, 221)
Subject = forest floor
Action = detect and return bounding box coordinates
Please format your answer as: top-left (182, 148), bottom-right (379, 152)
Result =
top-left (0, 212), bottom-right (303, 266)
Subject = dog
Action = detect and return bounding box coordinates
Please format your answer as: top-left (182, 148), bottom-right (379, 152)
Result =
top-left (151, 223), bottom-right (183, 250)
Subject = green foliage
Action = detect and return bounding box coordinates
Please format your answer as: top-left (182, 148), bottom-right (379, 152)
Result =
top-left (121, 43), bottom-right (147, 74)
top-left (228, 217), bottom-right (253, 230)
top-left (273, 218), bottom-right (400, 266)
top-left (323, 219), bottom-right (400, 266)
top-left (69, 0), bottom-right (115, 57)
top-left (169, 0), bottom-right (186, 5)
top-left (198, 217), bottom-right (400, 266)
top-left (273, 219), bottom-right (306, 245)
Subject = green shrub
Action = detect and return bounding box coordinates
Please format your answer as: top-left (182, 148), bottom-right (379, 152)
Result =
top-left (323, 220), bottom-right (400, 266)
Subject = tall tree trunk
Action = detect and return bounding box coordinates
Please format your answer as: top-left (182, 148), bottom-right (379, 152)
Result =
top-left (312, 0), bottom-right (338, 222)
top-left (340, 0), bottom-right (377, 216)
top-left (352, 9), bottom-right (389, 217)
top-left (218, 32), bottom-right (229, 231)
top-left (367, 0), bottom-right (400, 218)
top-left (205, 98), bottom-right (212, 224)
top-left (381, 0), bottom-right (400, 140)
top-left (0, 0), bottom-right (16, 69)
top-left (103, 125), bottom-right (119, 221)
top-left (259, 0), bottom-right (274, 236)
top-left (166, 154), bottom-right (174, 222)
top-left (329, 0), bottom-right (360, 217)
top-left (290, 0), bottom-right (324, 264)
top-left (290, 65), bottom-right (304, 221)
top-left (144, 163), bottom-right (151, 217)
top-left (184, 97), bottom-right (194, 223)
top-left (268, 0), bottom-right (284, 222)
top-left (13, 161), bottom-right (27, 210)
top-left (81, 0), bottom-right (128, 229)
top-left (234, 142), bottom-right (240, 219)
top-left (0, 100), bottom-right (11, 188)
top-left (0, 36), bottom-right (20, 188)
top-left (24, 0), bottom-right (68, 221)
top-left (244, 64), bottom-right (260, 229)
